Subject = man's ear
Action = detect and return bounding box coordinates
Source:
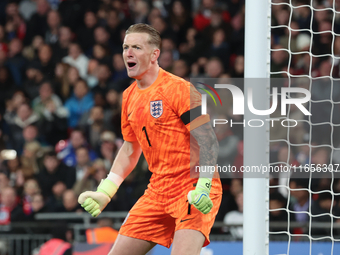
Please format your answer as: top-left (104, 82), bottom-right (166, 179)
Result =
top-left (151, 48), bottom-right (160, 63)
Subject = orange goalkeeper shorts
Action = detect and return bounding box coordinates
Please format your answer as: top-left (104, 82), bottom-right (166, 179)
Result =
top-left (119, 187), bottom-right (222, 248)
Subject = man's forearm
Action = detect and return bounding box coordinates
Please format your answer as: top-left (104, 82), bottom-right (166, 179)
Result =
top-left (191, 122), bottom-right (219, 178)
top-left (109, 140), bottom-right (142, 180)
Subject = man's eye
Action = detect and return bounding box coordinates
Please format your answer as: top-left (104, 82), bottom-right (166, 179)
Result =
top-left (136, 46), bottom-right (141, 50)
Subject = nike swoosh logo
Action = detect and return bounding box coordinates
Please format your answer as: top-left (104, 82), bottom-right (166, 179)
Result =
top-left (180, 218), bottom-right (194, 223)
top-left (128, 111), bottom-right (133, 117)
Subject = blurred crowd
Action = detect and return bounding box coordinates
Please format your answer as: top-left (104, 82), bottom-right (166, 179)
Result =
top-left (0, 0), bottom-right (340, 240)
top-left (0, 0), bottom-right (244, 226)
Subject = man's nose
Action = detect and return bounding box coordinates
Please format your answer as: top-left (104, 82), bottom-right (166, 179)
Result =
top-left (126, 48), bottom-right (133, 56)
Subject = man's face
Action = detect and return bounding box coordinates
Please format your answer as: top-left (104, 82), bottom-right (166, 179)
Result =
top-left (76, 148), bottom-right (89, 166)
top-left (44, 156), bottom-right (59, 173)
top-left (122, 33), bottom-right (156, 79)
top-left (63, 190), bottom-right (77, 211)
top-left (70, 131), bottom-right (84, 149)
top-left (1, 188), bottom-right (16, 208)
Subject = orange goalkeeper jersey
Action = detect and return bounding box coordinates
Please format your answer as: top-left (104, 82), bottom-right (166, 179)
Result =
top-left (121, 68), bottom-right (220, 200)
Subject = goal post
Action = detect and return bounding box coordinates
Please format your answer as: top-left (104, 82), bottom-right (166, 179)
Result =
top-left (243, 1), bottom-right (271, 255)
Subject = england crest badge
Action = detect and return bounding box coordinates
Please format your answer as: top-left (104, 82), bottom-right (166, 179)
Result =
top-left (150, 100), bottom-right (163, 118)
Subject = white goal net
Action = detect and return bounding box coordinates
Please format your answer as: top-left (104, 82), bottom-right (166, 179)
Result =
top-left (269, 0), bottom-right (340, 254)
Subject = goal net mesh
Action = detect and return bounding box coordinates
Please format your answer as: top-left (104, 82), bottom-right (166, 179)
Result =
top-left (269, 0), bottom-right (340, 254)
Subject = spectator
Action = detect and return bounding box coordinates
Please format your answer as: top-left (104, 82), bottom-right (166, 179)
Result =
top-left (169, 1), bottom-right (192, 46)
top-left (40, 98), bottom-right (68, 146)
top-left (206, 28), bottom-right (230, 70)
top-left (34, 44), bottom-right (55, 78)
top-left (1, 156), bottom-right (21, 186)
top-left (104, 89), bottom-right (122, 137)
top-left (57, 129), bottom-right (97, 167)
top-left (131, 0), bottom-right (149, 24)
top-left (205, 57), bottom-right (224, 78)
top-left (35, 151), bottom-right (75, 199)
top-left (91, 64), bottom-right (111, 97)
top-left (32, 81), bottom-right (63, 118)
top-left (269, 192), bottom-right (290, 222)
top-left (193, 0), bottom-right (217, 31)
top-left (74, 147), bottom-right (92, 181)
top-left (45, 180), bottom-right (66, 212)
top-left (28, 193), bottom-right (47, 219)
top-left (0, 186), bottom-right (25, 224)
top-left (3, 90), bottom-right (27, 125)
top-left (58, 0), bottom-right (94, 31)
top-left (23, 63), bottom-right (44, 100)
top-left (161, 37), bottom-right (179, 61)
top-left (62, 43), bottom-right (89, 79)
top-left (4, 103), bottom-right (40, 153)
top-left (229, 9), bottom-right (245, 56)
top-left (314, 20), bottom-right (332, 56)
top-left (7, 38), bottom-right (27, 86)
top-left (271, 44), bottom-right (289, 75)
top-left (92, 44), bottom-right (111, 67)
top-left (272, 7), bottom-right (290, 38)
top-left (214, 114), bottom-right (239, 179)
top-left (73, 160), bottom-right (97, 196)
top-left (98, 131), bottom-right (118, 171)
top-left (231, 55), bottom-right (244, 78)
top-left (79, 106), bottom-right (109, 149)
top-left (61, 66), bottom-right (80, 101)
top-left (58, 189), bottom-right (82, 213)
top-left (0, 173), bottom-right (10, 198)
top-left (105, 9), bottom-right (124, 49)
top-left (75, 159), bottom-right (107, 197)
top-left (22, 35), bottom-right (44, 61)
top-left (279, 21), bottom-right (300, 53)
top-left (53, 62), bottom-right (71, 100)
top-left (203, 7), bottom-right (232, 43)
top-left (5, 13), bottom-right (27, 41)
top-left (109, 54), bottom-right (130, 92)
top-left (45, 10), bottom-right (60, 45)
top-left (224, 191), bottom-right (243, 240)
top-left (216, 178), bottom-right (243, 222)
top-left (158, 50), bottom-right (173, 72)
top-left (311, 192), bottom-right (337, 236)
top-left (18, 0), bottom-right (37, 22)
top-left (172, 59), bottom-right (189, 80)
top-left (0, 25), bottom-right (7, 50)
top-left (93, 26), bottom-right (116, 55)
top-left (24, 0), bottom-right (50, 46)
top-left (51, 26), bottom-right (73, 62)
top-left (21, 178), bottom-right (41, 216)
top-left (289, 179), bottom-right (310, 224)
top-left (0, 67), bottom-right (15, 113)
top-left (76, 11), bottom-right (97, 54)
top-left (20, 140), bottom-right (41, 175)
top-left (64, 79), bottom-right (94, 128)
top-left (150, 16), bottom-right (177, 44)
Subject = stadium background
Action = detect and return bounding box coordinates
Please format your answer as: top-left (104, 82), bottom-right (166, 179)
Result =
top-left (0, 0), bottom-right (339, 254)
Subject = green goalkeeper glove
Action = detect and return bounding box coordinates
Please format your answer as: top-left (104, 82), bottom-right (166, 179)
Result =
top-left (78, 179), bottom-right (118, 217)
top-left (187, 178), bottom-right (213, 214)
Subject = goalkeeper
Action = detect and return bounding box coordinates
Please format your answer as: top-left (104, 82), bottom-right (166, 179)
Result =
top-left (78, 23), bottom-right (222, 255)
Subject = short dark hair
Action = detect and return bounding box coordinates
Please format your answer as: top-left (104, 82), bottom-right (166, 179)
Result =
top-left (44, 150), bottom-right (57, 158)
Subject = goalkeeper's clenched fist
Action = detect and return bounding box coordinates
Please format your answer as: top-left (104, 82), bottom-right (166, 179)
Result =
top-left (78, 177), bottom-right (119, 217)
top-left (187, 178), bottom-right (213, 214)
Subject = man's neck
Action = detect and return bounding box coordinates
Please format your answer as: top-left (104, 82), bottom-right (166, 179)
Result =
top-left (136, 65), bottom-right (160, 89)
